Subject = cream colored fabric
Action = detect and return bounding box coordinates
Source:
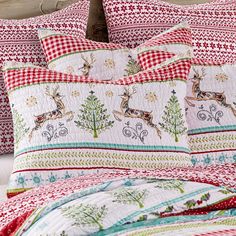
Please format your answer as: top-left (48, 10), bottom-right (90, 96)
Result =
top-left (0, 185), bottom-right (7, 202)
top-left (0, 154), bottom-right (14, 185)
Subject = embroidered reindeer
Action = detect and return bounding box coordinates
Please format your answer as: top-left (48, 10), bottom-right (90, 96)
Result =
top-left (113, 87), bottom-right (161, 138)
top-left (78, 53), bottom-right (96, 76)
top-left (29, 86), bottom-right (74, 141)
top-left (185, 68), bottom-right (236, 117)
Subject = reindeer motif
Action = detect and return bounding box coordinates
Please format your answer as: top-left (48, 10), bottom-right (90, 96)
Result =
top-left (185, 68), bottom-right (236, 117)
top-left (29, 86), bottom-right (74, 140)
top-left (113, 87), bottom-right (161, 138)
top-left (78, 53), bottom-right (96, 76)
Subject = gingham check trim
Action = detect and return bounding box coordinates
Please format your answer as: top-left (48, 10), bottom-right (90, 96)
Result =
top-left (138, 50), bottom-right (176, 70)
top-left (41, 35), bottom-right (124, 63)
top-left (138, 28), bottom-right (192, 48)
top-left (4, 57), bottom-right (191, 92)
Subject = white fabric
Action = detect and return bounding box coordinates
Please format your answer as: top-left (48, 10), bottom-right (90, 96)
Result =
top-left (0, 185), bottom-right (7, 202)
top-left (0, 153), bottom-right (14, 185)
top-left (0, 154), bottom-right (14, 201)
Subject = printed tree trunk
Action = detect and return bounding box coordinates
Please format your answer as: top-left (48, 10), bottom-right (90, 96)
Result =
top-left (61, 203), bottom-right (108, 231)
top-left (159, 90), bottom-right (187, 142)
top-left (75, 91), bottom-right (114, 138)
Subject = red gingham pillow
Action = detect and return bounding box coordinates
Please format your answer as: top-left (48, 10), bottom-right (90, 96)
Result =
top-left (38, 22), bottom-right (192, 79)
top-left (103, 0), bottom-right (236, 63)
top-left (0, 0), bottom-right (89, 155)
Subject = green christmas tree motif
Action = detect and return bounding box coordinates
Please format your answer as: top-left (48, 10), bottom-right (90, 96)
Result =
top-left (159, 90), bottom-right (187, 142)
top-left (61, 203), bottom-right (108, 231)
top-left (124, 55), bottom-right (142, 76)
top-left (74, 91), bottom-right (114, 138)
top-left (147, 179), bottom-right (185, 194)
top-left (12, 106), bottom-right (30, 149)
top-left (112, 187), bottom-right (148, 208)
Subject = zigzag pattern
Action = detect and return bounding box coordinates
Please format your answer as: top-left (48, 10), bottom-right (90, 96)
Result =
top-left (0, 0), bottom-right (89, 154)
top-left (103, 0), bottom-right (236, 63)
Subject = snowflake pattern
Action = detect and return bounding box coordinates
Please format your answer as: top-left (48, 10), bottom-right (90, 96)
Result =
top-left (71, 90), bottom-right (80, 97)
top-left (104, 58), bottom-right (115, 69)
top-left (215, 73), bottom-right (229, 82)
top-left (66, 66), bottom-right (75, 75)
top-left (105, 90), bottom-right (114, 97)
top-left (145, 92), bottom-right (158, 103)
top-left (30, 173), bottom-right (43, 187)
top-left (15, 174), bottom-right (28, 188)
top-left (47, 173), bottom-right (58, 183)
top-left (26, 96), bottom-right (37, 107)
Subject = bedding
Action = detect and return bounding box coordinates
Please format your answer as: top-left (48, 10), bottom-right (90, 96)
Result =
top-left (103, 0), bottom-right (236, 63)
top-left (38, 22), bottom-right (192, 79)
top-left (0, 154), bottom-right (14, 202)
top-left (0, 164), bottom-right (235, 235)
top-left (0, 0), bottom-right (89, 156)
top-left (3, 55), bottom-right (192, 197)
top-left (0, 154), bottom-right (14, 186)
top-left (186, 59), bottom-right (236, 166)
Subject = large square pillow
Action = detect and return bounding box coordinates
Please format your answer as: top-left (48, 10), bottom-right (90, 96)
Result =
top-left (3, 55), bottom-right (191, 197)
top-left (186, 59), bottom-right (236, 167)
top-left (0, 0), bottom-right (89, 155)
top-left (103, 0), bottom-right (236, 63)
top-left (38, 22), bottom-right (192, 79)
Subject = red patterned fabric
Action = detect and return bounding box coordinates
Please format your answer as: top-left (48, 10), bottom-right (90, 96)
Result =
top-left (4, 58), bottom-right (190, 91)
top-left (103, 0), bottom-right (236, 63)
top-left (0, 0), bottom-right (89, 155)
top-left (0, 164), bottom-right (235, 234)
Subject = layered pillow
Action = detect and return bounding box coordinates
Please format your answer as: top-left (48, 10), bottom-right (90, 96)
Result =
top-left (0, 0), bottom-right (90, 155)
top-left (3, 55), bottom-right (191, 197)
top-left (103, 0), bottom-right (236, 63)
top-left (186, 59), bottom-right (236, 166)
top-left (38, 22), bottom-right (192, 79)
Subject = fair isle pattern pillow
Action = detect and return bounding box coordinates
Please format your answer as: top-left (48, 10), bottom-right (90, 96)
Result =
top-left (0, 0), bottom-right (89, 155)
top-left (103, 0), bottom-right (236, 63)
top-left (186, 59), bottom-right (236, 166)
top-left (38, 22), bottom-right (192, 80)
top-left (3, 56), bottom-right (191, 197)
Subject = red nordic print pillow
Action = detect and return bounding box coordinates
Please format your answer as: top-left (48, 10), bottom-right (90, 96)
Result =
top-left (103, 0), bottom-right (236, 63)
top-left (0, 0), bottom-right (89, 155)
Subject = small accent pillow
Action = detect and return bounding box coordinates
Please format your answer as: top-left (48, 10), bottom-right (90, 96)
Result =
top-left (103, 0), bottom-right (236, 63)
top-left (186, 59), bottom-right (236, 167)
top-left (0, 0), bottom-right (89, 155)
top-left (38, 22), bottom-right (193, 80)
top-left (3, 55), bottom-right (191, 197)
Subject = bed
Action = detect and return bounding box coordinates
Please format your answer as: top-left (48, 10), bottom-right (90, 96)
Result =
top-left (0, 0), bottom-right (235, 235)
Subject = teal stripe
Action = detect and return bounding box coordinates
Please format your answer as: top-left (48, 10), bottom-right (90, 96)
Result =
top-left (94, 209), bottom-right (236, 236)
top-left (114, 186), bottom-right (216, 226)
top-left (188, 125), bottom-right (236, 135)
top-left (16, 142), bottom-right (190, 156)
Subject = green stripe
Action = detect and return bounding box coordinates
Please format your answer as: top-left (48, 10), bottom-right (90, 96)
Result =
top-left (95, 210), bottom-right (236, 236)
top-left (114, 186), bottom-right (216, 226)
top-left (16, 142), bottom-right (190, 156)
top-left (188, 125), bottom-right (236, 135)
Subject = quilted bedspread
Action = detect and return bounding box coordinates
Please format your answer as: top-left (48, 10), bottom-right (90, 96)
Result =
top-left (0, 164), bottom-right (235, 235)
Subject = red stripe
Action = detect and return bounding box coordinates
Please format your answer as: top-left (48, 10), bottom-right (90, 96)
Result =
top-left (4, 58), bottom-right (190, 91)
top-left (191, 148), bottom-right (236, 155)
top-left (188, 129), bottom-right (236, 136)
top-left (15, 146), bottom-right (190, 159)
top-left (12, 166), bottom-right (130, 174)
